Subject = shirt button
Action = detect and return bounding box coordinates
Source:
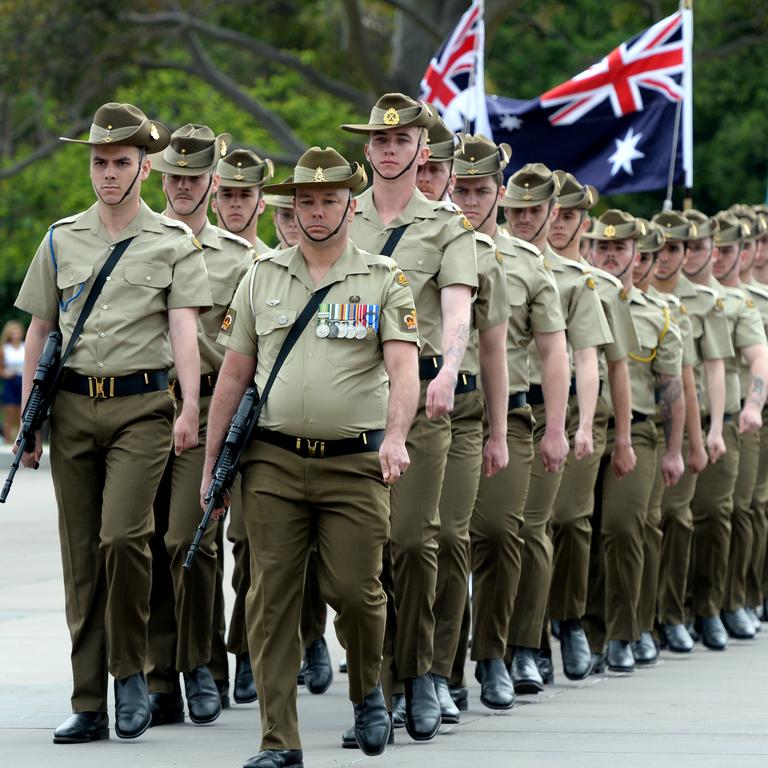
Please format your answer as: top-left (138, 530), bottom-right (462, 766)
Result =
top-left (99, 332), bottom-right (106, 338)
top-left (278, 314), bottom-right (288, 324)
top-left (105, 276), bottom-right (111, 282)
top-left (305, 417), bottom-right (313, 423)
top-left (146, 275), bottom-right (152, 281)
top-left (98, 362), bottom-right (105, 369)
top-left (307, 352), bottom-right (313, 357)
top-left (417, 259), bottom-right (423, 265)
top-left (102, 304), bottom-right (108, 310)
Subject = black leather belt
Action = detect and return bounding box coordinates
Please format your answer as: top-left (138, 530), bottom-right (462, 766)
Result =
top-left (170, 371), bottom-right (219, 401)
top-left (255, 428), bottom-right (385, 458)
top-left (419, 355), bottom-right (443, 380)
top-left (509, 391), bottom-right (527, 410)
top-left (702, 412), bottom-right (735, 430)
top-left (528, 384), bottom-right (545, 405)
top-left (61, 369), bottom-right (169, 399)
top-left (454, 373), bottom-right (477, 395)
top-left (607, 411), bottom-right (650, 430)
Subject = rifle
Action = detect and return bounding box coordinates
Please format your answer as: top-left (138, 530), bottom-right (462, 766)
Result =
top-left (1, 330), bottom-right (62, 503)
top-left (183, 386), bottom-right (258, 569)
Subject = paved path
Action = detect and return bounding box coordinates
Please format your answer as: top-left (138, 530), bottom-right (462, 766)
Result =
top-left (2, 457), bottom-right (768, 767)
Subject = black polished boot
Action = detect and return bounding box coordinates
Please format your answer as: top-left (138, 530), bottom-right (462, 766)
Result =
top-left (391, 693), bottom-right (406, 728)
top-left (511, 647), bottom-right (544, 694)
top-left (659, 623), bottom-right (694, 653)
top-left (404, 674), bottom-right (441, 741)
top-left (149, 690), bottom-right (184, 726)
top-left (234, 653), bottom-right (258, 703)
top-left (559, 619), bottom-right (594, 680)
top-left (695, 615), bottom-right (728, 650)
top-left (53, 711), bottom-right (109, 743)
top-left (606, 640), bottom-right (634, 673)
top-left (631, 632), bottom-right (658, 665)
top-left (534, 649), bottom-right (555, 684)
top-left (474, 658), bottom-right (515, 710)
top-left (721, 608), bottom-right (756, 639)
top-left (342, 714), bottom-right (395, 749)
top-left (184, 665), bottom-right (222, 724)
top-left (114, 672), bottom-right (151, 739)
top-left (353, 685), bottom-right (392, 756)
top-left (303, 637), bottom-right (333, 694)
top-left (449, 685), bottom-right (468, 711)
top-left (243, 750), bottom-right (304, 768)
top-left (432, 674), bottom-right (460, 723)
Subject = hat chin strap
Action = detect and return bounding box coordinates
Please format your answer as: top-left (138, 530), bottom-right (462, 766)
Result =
top-left (715, 243), bottom-right (743, 282)
top-left (167, 172), bottom-right (214, 217)
top-left (435, 163), bottom-right (454, 203)
top-left (95, 149), bottom-right (145, 207)
top-left (526, 199), bottom-right (554, 246)
top-left (370, 141), bottom-right (423, 181)
top-left (216, 190), bottom-right (261, 235)
top-left (296, 193), bottom-right (351, 243)
top-left (474, 187), bottom-right (500, 232)
top-left (560, 211), bottom-right (585, 250)
top-left (634, 253), bottom-right (657, 285)
top-left (682, 243), bottom-right (714, 278)
top-left (614, 243), bottom-right (637, 279)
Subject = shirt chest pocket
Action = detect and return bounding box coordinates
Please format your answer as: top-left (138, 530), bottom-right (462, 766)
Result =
top-left (393, 246), bottom-right (442, 281)
top-left (633, 320), bottom-right (660, 362)
top-left (123, 263), bottom-right (173, 319)
top-left (209, 279), bottom-right (236, 308)
top-left (56, 265), bottom-right (94, 311)
top-left (255, 308), bottom-right (299, 368)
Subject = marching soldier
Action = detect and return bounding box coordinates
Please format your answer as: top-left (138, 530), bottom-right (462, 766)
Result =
top-left (146, 125), bottom-right (253, 726)
top-left (500, 163), bottom-right (612, 692)
top-left (585, 209), bottom-right (685, 673)
top-left (450, 136), bottom-right (569, 708)
top-left (203, 146), bottom-right (420, 768)
top-left (341, 94), bottom-right (477, 740)
top-left (14, 102), bottom-right (211, 742)
top-left (650, 210), bottom-right (730, 653)
top-left (416, 121), bottom-right (510, 724)
top-left (212, 148), bottom-right (275, 706)
top-left (547, 172), bottom-right (638, 679)
top-left (686, 211), bottom-right (768, 648)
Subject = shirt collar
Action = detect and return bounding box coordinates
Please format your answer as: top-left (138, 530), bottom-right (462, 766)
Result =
top-left (70, 199), bottom-right (164, 239)
top-left (355, 186), bottom-right (436, 227)
top-left (270, 240), bottom-right (370, 291)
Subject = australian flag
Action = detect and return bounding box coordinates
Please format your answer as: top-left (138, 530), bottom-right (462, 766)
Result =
top-left (488, 10), bottom-right (693, 195)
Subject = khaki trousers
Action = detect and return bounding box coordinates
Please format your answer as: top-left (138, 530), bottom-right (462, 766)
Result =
top-left (148, 397), bottom-right (217, 689)
top-left (243, 441), bottom-right (389, 750)
top-left (225, 476), bottom-right (250, 656)
top-left (50, 389), bottom-right (174, 711)
top-left (208, 522), bottom-right (229, 683)
top-left (470, 406), bottom-right (533, 659)
top-left (600, 420), bottom-right (658, 643)
top-left (690, 420), bottom-right (740, 618)
top-left (723, 429), bottom-right (760, 610)
top-left (747, 420), bottom-right (768, 606)
top-left (388, 382), bottom-right (451, 679)
top-left (657, 438), bottom-right (697, 625)
top-left (638, 434), bottom-right (664, 633)
top-left (432, 389), bottom-right (484, 677)
top-left (550, 396), bottom-right (610, 621)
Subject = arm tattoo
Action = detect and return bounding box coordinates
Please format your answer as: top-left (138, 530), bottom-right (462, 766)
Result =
top-left (748, 375), bottom-right (766, 409)
top-left (657, 375), bottom-right (682, 443)
top-left (444, 320), bottom-right (470, 370)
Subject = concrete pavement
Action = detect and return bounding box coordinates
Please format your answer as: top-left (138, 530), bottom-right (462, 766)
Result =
top-left (1, 457), bottom-right (767, 767)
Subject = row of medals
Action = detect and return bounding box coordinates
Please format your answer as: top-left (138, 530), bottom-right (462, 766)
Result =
top-left (316, 305), bottom-right (377, 340)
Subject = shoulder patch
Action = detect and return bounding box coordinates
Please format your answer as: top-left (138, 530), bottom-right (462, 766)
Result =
top-left (220, 307), bottom-right (236, 335)
top-left (399, 308), bottom-right (418, 332)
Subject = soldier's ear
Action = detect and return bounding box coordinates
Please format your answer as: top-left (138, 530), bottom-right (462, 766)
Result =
top-left (347, 196), bottom-right (358, 219)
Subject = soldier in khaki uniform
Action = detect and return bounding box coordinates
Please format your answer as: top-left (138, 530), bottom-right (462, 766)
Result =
top-left (144, 125), bottom-right (253, 726)
top-left (266, 190), bottom-right (301, 248)
top-left (716, 207), bottom-right (768, 639)
top-left (547, 173), bottom-right (638, 679)
top-left (586, 210), bottom-right (685, 673)
top-left (414, 124), bottom-right (510, 724)
top-left (747, 205), bottom-right (768, 622)
top-left (212, 149), bottom-right (275, 706)
top-left (203, 147), bottom-right (420, 768)
top-left (686, 211), bottom-right (768, 649)
top-left (342, 94), bottom-right (477, 739)
top-left (14, 102), bottom-right (211, 743)
top-left (501, 164), bottom-right (613, 692)
top-left (450, 136), bottom-right (569, 708)
top-left (649, 210), bottom-right (731, 653)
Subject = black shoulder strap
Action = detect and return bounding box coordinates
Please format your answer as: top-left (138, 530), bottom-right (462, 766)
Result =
top-left (251, 281), bottom-right (334, 422)
top-left (58, 237), bottom-right (136, 371)
top-left (380, 223), bottom-right (411, 258)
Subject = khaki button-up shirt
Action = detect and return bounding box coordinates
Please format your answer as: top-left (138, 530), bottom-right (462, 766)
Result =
top-left (219, 241), bottom-right (419, 439)
top-left (15, 200), bottom-right (212, 376)
top-left (619, 287), bottom-right (683, 415)
top-left (350, 187), bottom-right (478, 358)
top-left (192, 221), bottom-right (253, 376)
top-left (460, 232), bottom-right (509, 375)
top-left (528, 245), bottom-right (613, 385)
top-left (495, 230), bottom-right (564, 393)
top-left (708, 278), bottom-right (766, 414)
top-left (649, 286), bottom-right (696, 367)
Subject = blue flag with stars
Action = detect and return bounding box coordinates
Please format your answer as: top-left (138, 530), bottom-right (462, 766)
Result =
top-left (488, 10), bottom-right (692, 196)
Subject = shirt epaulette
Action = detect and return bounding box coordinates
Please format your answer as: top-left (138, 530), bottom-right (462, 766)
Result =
top-left (49, 214), bottom-right (79, 230)
top-left (561, 257), bottom-right (591, 274)
top-left (434, 200), bottom-right (461, 214)
top-left (475, 232), bottom-right (495, 249)
top-left (694, 283), bottom-right (717, 298)
top-left (645, 292), bottom-right (670, 310)
top-left (213, 226), bottom-right (253, 250)
top-left (592, 266), bottom-right (623, 290)
top-left (509, 236), bottom-right (540, 257)
top-left (745, 282), bottom-right (768, 301)
top-left (156, 213), bottom-right (194, 235)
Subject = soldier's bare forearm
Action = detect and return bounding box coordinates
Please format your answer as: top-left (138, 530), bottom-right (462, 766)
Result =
top-left (439, 284), bottom-right (473, 377)
top-left (657, 373), bottom-right (684, 453)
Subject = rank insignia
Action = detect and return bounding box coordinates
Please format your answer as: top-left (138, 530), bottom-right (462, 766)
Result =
top-left (460, 216), bottom-right (473, 231)
top-left (399, 308), bottom-right (417, 331)
top-left (383, 108), bottom-right (400, 126)
top-left (234, 174), bottom-right (245, 181)
top-left (267, 298), bottom-right (280, 307)
top-left (395, 270), bottom-right (409, 287)
top-left (349, 295), bottom-right (361, 303)
top-left (220, 307), bottom-right (236, 335)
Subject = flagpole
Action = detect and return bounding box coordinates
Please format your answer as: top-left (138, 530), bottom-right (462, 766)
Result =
top-left (682, 0), bottom-right (694, 210)
top-left (663, 0), bottom-right (692, 211)
top-left (464, 0), bottom-right (484, 133)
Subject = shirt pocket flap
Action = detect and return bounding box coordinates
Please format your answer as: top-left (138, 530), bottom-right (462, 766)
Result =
top-left (507, 282), bottom-right (527, 307)
top-left (56, 264), bottom-right (94, 290)
top-left (255, 308), bottom-right (298, 336)
top-left (393, 246), bottom-right (442, 275)
top-left (209, 279), bottom-right (236, 307)
top-left (124, 263), bottom-right (172, 288)
top-left (635, 322), bottom-right (659, 353)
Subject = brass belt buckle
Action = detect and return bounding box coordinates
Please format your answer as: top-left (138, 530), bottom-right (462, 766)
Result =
top-left (305, 439), bottom-right (325, 458)
top-left (88, 376), bottom-right (110, 399)
top-left (169, 379), bottom-right (177, 397)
